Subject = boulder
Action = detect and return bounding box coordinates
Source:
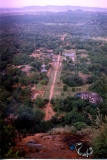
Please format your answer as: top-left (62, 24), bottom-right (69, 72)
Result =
top-left (27, 139), bottom-right (35, 144)
top-left (26, 143), bottom-right (46, 151)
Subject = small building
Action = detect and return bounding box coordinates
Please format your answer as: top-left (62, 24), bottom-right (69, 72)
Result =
top-left (50, 53), bottom-right (53, 56)
top-left (41, 64), bottom-right (46, 68)
top-left (41, 69), bottom-right (47, 73)
top-left (63, 53), bottom-right (75, 61)
top-left (53, 58), bottom-right (57, 62)
top-left (63, 53), bottom-right (75, 57)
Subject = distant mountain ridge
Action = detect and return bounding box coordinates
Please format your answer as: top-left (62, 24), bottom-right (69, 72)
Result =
top-left (0, 5), bottom-right (107, 13)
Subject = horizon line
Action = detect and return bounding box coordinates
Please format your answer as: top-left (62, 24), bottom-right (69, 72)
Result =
top-left (0, 5), bottom-right (107, 9)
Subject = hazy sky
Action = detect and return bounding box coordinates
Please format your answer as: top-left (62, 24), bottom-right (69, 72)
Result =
top-left (0, 0), bottom-right (107, 8)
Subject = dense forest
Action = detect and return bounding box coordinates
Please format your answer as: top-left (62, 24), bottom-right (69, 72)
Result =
top-left (0, 10), bottom-right (107, 158)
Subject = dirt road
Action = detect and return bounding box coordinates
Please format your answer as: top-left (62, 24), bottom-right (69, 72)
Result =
top-left (44, 54), bottom-right (60, 121)
top-left (49, 54), bottom-right (60, 101)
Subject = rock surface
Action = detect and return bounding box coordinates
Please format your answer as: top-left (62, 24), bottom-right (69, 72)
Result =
top-left (74, 91), bottom-right (103, 104)
top-left (13, 133), bottom-right (93, 159)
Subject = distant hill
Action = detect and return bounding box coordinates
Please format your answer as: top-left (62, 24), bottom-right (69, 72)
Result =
top-left (0, 5), bottom-right (107, 13)
top-left (23, 5), bottom-right (107, 12)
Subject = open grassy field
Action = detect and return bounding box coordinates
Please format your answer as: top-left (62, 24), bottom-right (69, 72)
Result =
top-left (53, 55), bottom-right (63, 98)
top-left (43, 55), bottom-right (63, 99)
top-left (53, 74), bottom-right (88, 98)
top-left (43, 90), bottom-right (50, 99)
top-left (43, 69), bottom-right (55, 99)
top-left (43, 69), bottom-right (55, 98)
top-left (56, 83), bottom-right (90, 99)
top-left (36, 83), bottom-right (44, 90)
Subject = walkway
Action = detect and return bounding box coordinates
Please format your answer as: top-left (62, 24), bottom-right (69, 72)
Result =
top-left (44, 54), bottom-right (60, 121)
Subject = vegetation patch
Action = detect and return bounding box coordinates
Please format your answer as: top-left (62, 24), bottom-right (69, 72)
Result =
top-left (1, 10), bottom-right (107, 159)
top-left (62, 74), bottom-right (84, 87)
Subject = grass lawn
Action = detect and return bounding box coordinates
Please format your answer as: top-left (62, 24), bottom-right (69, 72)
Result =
top-left (43, 70), bottom-right (55, 98)
top-left (58, 83), bottom-right (90, 98)
top-left (45, 85), bottom-right (51, 91)
top-left (36, 83), bottom-right (44, 90)
top-left (43, 55), bottom-right (63, 99)
top-left (43, 90), bottom-right (50, 99)
top-left (48, 70), bottom-right (55, 84)
top-left (53, 60), bottom-right (62, 97)
top-left (55, 71), bottom-right (62, 84)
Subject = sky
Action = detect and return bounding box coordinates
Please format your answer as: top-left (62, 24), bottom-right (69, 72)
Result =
top-left (0, 0), bottom-right (107, 8)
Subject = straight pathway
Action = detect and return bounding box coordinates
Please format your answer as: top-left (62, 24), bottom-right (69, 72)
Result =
top-left (44, 54), bottom-right (60, 121)
top-left (49, 54), bottom-right (60, 101)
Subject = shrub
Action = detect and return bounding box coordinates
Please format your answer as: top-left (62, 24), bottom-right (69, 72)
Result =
top-left (63, 85), bottom-right (68, 91)
top-left (44, 99), bottom-right (49, 104)
top-left (73, 122), bottom-right (88, 130)
top-left (92, 126), bottom-right (107, 158)
top-left (48, 125), bottom-right (76, 135)
top-left (40, 79), bottom-right (48, 85)
top-left (34, 110), bottom-right (45, 123)
top-left (50, 98), bottom-right (55, 104)
top-left (34, 97), bottom-right (45, 108)
top-left (62, 74), bottom-right (84, 87)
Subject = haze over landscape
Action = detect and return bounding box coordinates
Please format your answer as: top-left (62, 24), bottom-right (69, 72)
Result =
top-left (0, 0), bottom-right (107, 8)
top-left (1, 0), bottom-right (107, 159)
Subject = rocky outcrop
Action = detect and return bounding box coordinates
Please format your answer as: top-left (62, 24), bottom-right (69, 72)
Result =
top-left (74, 92), bottom-right (103, 104)
top-left (13, 133), bottom-right (93, 159)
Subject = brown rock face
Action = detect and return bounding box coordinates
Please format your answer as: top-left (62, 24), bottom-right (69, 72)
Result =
top-left (74, 92), bottom-right (103, 104)
top-left (13, 133), bottom-right (93, 159)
